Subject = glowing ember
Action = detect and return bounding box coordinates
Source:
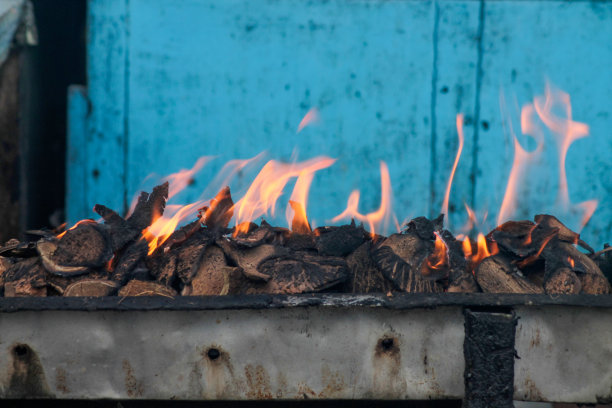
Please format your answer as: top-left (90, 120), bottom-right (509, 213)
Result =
top-left (56, 219), bottom-right (97, 239)
top-left (568, 257), bottom-right (575, 268)
top-left (441, 114), bottom-right (465, 227)
top-left (470, 233), bottom-right (499, 266)
top-left (296, 108), bottom-right (320, 133)
top-left (427, 233), bottom-right (448, 270)
top-left (331, 161), bottom-right (396, 237)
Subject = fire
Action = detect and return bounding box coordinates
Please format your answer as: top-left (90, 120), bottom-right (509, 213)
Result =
top-left (284, 164), bottom-right (328, 233)
top-left (331, 161), bottom-right (396, 237)
top-left (143, 201), bottom-right (204, 255)
top-left (56, 219), bottom-right (96, 239)
top-left (441, 114), bottom-right (465, 227)
top-left (469, 233), bottom-right (499, 266)
top-left (568, 256), bottom-right (575, 268)
top-left (234, 157), bottom-right (335, 234)
top-left (462, 238), bottom-right (473, 258)
top-left (497, 83), bottom-right (597, 230)
top-left (427, 233), bottom-right (448, 270)
top-left (297, 108), bottom-right (320, 133)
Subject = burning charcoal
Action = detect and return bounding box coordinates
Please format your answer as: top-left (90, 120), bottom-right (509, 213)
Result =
top-left (489, 220), bottom-right (561, 267)
top-left (475, 254), bottom-right (543, 294)
top-left (257, 253), bottom-right (348, 294)
top-left (544, 268), bottom-right (581, 295)
top-left (200, 186), bottom-right (234, 230)
top-left (542, 240), bottom-right (610, 294)
top-left (36, 240), bottom-right (89, 277)
top-left (118, 280), bottom-right (177, 297)
top-left (534, 214), bottom-right (594, 253)
top-left (160, 220), bottom-right (201, 251)
top-left (94, 204), bottom-right (140, 251)
top-left (183, 245), bottom-right (227, 296)
top-left (403, 214), bottom-right (443, 240)
top-left (112, 240), bottom-right (150, 283)
top-left (126, 182), bottom-right (169, 231)
top-left (314, 222), bottom-right (366, 257)
top-left (64, 279), bottom-right (119, 297)
top-left (372, 233), bottom-right (443, 293)
top-left (51, 223), bottom-right (113, 268)
top-left (344, 241), bottom-right (393, 293)
top-left (289, 200), bottom-right (311, 234)
top-left (3, 258), bottom-right (47, 297)
top-left (217, 240), bottom-right (286, 281)
top-left (284, 232), bottom-right (317, 251)
top-left (439, 230), bottom-right (478, 293)
top-left (232, 224), bottom-right (275, 247)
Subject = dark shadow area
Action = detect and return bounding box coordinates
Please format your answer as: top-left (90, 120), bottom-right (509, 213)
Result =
top-left (20, 0), bottom-right (86, 232)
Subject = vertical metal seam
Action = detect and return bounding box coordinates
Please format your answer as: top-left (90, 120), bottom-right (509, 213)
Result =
top-left (470, 0), bottom-right (486, 210)
top-left (122, 0), bottom-right (131, 214)
top-left (429, 0), bottom-right (440, 218)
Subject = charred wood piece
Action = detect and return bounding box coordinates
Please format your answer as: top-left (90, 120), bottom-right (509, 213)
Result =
top-left (3, 258), bottom-right (47, 297)
top-left (51, 223), bottom-right (113, 269)
top-left (200, 186), bottom-right (234, 230)
top-left (314, 221), bottom-right (367, 257)
top-left (127, 182), bottom-right (169, 232)
top-left (403, 214), bottom-right (443, 241)
top-left (372, 233), bottom-right (443, 293)
top-left (182, 245), bottom-right (227, 296)
top-left (217, 240), bottom-right (284, 282)
top-left (544, 268), bottom-right (581, 295)
top-left (37, 240), bottom-right (89, 277)
top-left (534, 214), bottom-right (594, 253)
top-left (112, 240), bottom-right (150, 284)
top-left (475, 254), bottom-right (543, 294)
top-left (344, 241), bottom-right (393, 293)
top-left (256, 253), bottom-right (348, 294)
top-left (118, 280), bottom-right (177, 297)
top-left (64, 279), bottom-right (119, 297)
top-left (93, 204), bottom-right (140, 251)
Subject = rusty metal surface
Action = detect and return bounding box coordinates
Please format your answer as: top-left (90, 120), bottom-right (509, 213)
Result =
top-left (514, 306), bottom-right (612, 404)
top-left (0, 306), bottom-right (465, 400)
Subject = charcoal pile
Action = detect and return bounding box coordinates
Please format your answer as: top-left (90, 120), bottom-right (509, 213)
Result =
top-left (0, 184), bottom-right (610, 298)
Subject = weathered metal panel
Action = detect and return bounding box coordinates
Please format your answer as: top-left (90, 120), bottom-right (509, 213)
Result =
top-left (514, 306), bottom-right (612, 404)
top-left (0, 306), bottom-right (465, 400)
top-left (72, 0), bottom-right (612, 246)
top-left (84, 0), bottom-right (128, 217)
top-left (475, 1), bottom-right (612, 247)
top-left (66, 85), bottom-right (90, 223)
top-left (430, 0), bottom-right (481, 229)
top-left (125, 0), bottom-right (435, 230)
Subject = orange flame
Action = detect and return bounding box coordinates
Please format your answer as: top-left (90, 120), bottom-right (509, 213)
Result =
top-left (470, 233), bottom-right (499, 266)
top-left (297, 108), bottom-right (320, 133)
top-left (497, 102), bottom-right (544, 225)
top-left (462, 237), bottom-right (473, 258)
top-left (516, 232), bottom-right (555, 268)
top-left (427, 233), bottom-right (448, 270)
top-left (56, 219), bottom-right (97, 239)
top-left (284, 166), bottom-right (326, 233)
top-left (331, 161), bottom-right (396, 237)
top-left (441, 114), bottom-right (465, 226)
top-left (142, 201), bottom-right (204, 255)
top-left (568, 257), bottom-right (575, 268)
top-left (234, 157), bottom-right (335, 234)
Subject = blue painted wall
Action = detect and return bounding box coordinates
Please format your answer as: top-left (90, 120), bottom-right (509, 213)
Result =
top-left (68, 0), bottom-right (612, 247)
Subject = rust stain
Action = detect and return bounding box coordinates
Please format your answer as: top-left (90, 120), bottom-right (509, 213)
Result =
top-left (199, 345), bottom-right (240, 399)
top-left (276, 372), bottom-right (288, 398)
top-left (295, 382), bottom-right (317, 399)
top-left (522, 376), bottom-right (543, 401)
top-left (122, 360), bottom-right (144, 397)
top-left (244, 364), bottom-right (273, 399)
top-left (55, 368), bottom-right (69, 394)
top-left (530, 328), bottom-right (542, 349)
top-left (6, 343), bottom-right (53, 398)
top-left (318, 364), bottom-right (346, 398)
top-left (372, 334), bottom-right (407, 397)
